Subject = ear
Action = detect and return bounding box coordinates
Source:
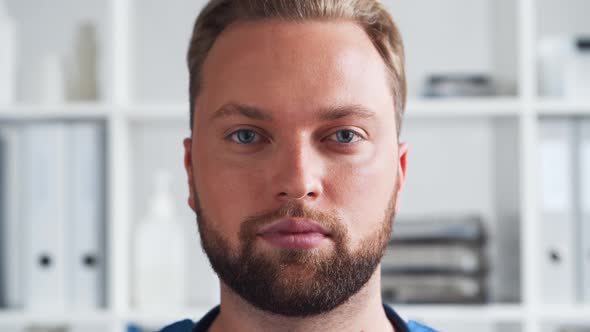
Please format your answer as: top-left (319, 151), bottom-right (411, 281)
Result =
top-left (394, 142), bottom-right (408, 214)
top-left (183, 137), bottom-right (197, 212)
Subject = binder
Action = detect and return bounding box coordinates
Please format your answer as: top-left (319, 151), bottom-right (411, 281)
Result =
top-left (579, 119), bottom-right (590, 303)
top-left (0, 125), bottom-right (23, 308)
top-left (0, 130), bottom-right (5, 306)
top-left (65, 122), bottom-right (106, 308)
top-left (538, 119), bottom-right (577, 303)
top-left (21, 123), bottom-right (67, 310)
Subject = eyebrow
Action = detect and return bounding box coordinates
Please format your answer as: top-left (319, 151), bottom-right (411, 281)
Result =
top-left (317, 105), bottom-right (376, 121)
top-left (210, 103), bottom-right (274, 122)
top-left (209, 103), bottom-right (376, 122)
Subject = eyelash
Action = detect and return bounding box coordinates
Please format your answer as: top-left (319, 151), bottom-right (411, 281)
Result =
top-left (327, 130), bottom-right (364, 144)
top-left (226, 129), bottom-right (264, 145)
top-left (225, 128), bottom-right (364, 145)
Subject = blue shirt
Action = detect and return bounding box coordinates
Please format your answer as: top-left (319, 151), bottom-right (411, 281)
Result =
top-left (158, 304), bottom-right (436, 332)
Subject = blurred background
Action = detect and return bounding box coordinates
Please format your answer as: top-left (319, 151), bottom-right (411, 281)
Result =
top-left (0, 0), bottom-right (589, 331)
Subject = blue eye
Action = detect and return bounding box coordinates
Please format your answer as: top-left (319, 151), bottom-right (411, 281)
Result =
top-left (330, 130), bottom-right (362, 144)
top-left (229, 129), bottom-right (259, 144)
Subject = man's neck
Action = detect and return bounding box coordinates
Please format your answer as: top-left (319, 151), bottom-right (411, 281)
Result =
top-left (208, 270), bottom-right (394, 332)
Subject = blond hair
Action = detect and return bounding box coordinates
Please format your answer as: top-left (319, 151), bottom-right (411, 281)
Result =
top-left (187, 0), bottom-right (406, 135)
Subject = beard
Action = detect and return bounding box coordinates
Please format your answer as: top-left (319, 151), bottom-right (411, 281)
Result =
top-left (193, 186), bottom-right (397, 317)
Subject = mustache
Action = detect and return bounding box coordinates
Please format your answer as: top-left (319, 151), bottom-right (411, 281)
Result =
top-left (240, 202), bottom-right (344, 239)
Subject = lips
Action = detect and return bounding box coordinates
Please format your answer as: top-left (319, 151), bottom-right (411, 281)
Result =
top-left (258, 218), bottom-right (330, 235)
top-left (257, 218), bottom-right (330, 249)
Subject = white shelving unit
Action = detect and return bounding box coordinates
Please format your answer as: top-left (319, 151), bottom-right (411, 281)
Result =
top-left (1, 0), bottom-right (589, 331)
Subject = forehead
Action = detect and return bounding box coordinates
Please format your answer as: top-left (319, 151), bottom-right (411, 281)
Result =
top-left (197, 19), bottom-right (394, 122)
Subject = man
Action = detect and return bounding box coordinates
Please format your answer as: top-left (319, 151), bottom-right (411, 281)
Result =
top-left (163, 0), bottom-right (436, 331)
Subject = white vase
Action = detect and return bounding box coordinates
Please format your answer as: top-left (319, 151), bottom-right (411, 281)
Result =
top-left (74, 22), bottom-right (98, 101)
top-left (133, 170), bottom-right (186, 310)
top-left (39, 53), bottom-right (66, 104)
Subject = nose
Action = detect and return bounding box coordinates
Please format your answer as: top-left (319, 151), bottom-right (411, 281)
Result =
top-left (271, 141), bottom-right (324, 203)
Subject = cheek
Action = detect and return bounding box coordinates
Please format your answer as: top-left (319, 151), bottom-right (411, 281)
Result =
top-left (193, 144), bottom-right (267, 239)
top-left (325, 147), bottom-right (397, 246)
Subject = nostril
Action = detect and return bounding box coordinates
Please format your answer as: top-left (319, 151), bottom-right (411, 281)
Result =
top-left (278, 192), bottom-right (316, 200)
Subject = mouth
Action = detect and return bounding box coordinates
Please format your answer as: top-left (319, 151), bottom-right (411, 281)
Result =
top-left (257, 218), bottom-right (331, 249)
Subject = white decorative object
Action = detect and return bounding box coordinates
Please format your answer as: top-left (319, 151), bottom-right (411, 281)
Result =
top-left (133, 170), bottom-right (186, 310)
top-left (538, 36), bottom-right (572, 97)
top-left (538, 36), bottom-right (590, 100)
top-left (74, 22), bottom-right (98, 101)
top-left (0, 0), bottom-right (17, 104)
top-left (564, 38), bottom-right (590, 100)
top-left (39, 53), bottom-right (66, 104)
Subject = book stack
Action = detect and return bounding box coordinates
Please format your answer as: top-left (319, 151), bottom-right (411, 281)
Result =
top-left (0, 121), bottom-right (106, 311)
top-left (23, 324), bottom-right (107, 332)
top-left (422, 73), bottom-right (497, 97)
top-left (559, 327), bottom-right (590, 332)
top-left (127, 323), bottom-right (162, 332)
top-left (381, 215), bottom-right (488, 304)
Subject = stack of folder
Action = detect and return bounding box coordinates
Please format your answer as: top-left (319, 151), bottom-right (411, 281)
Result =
top-left (0, 121), bottom-right (106, 310)
top-left (381, 215), bottom-right (488, 304)
top-left (127, 323), bottom-right (162, 332)
top-left (559, 326), bottom-right (590, 332)
top-left (24, 326), bottom-right (68, 332)
top-left (23, 324), bottom-right (108, 332)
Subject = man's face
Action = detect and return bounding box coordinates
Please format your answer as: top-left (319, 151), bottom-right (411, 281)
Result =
top-left (183, 20), bottom-right (407, 316)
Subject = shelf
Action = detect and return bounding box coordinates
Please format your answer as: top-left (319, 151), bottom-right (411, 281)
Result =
top-left (85, 305), bottom-right (526, 326)
top-left (393, 304), bottom-right (525, 323)
top-left (535, 99), bottom-right (590, 116)
top-left (124, 99), bottom-right (523, 121)
top-left (2, 306), bottom-right (586, 329)
top-left (0, 103), bottom-right (191, 122)
top-left (122, 307), bottom-right (210, 326)
top-left (0, 309), bottom-right (115, 325)
top-left (535, 306), bottom-right (590, 321)
top-left (0, 305), bottom-right (526, 326)
top-left (0, 99), bottom-right (527, 121)
top-left (0, 103), bottom-right (112, 120)
top-left (405, 98), bottom-right (521, 118)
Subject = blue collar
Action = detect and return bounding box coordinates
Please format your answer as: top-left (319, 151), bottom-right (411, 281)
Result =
top-left (190, 303), bottom-right (410, 332)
